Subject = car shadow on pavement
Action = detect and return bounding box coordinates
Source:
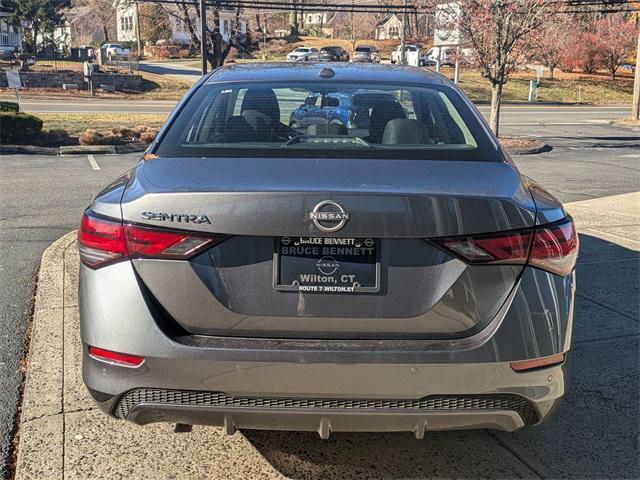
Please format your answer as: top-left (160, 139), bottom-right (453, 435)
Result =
top-left (245, 234), bottom-right (640, 480)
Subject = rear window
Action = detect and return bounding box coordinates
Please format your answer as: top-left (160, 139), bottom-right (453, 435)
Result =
top-left (155, 81), bottom-right (495, 161)
top-left (355, 47), bottom-right (372, 52)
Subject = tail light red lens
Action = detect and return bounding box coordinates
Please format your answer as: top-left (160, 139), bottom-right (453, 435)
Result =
top-left (78, 212), bottom-right (222, 269)
top-left (430, 217), bottom-right (578, 276)
top-left (529, 221), bottom-right (578, 276)
top-left (78, 213), bottom-right (127, 268)
top-left (88, 346), bottom-right (145, 368)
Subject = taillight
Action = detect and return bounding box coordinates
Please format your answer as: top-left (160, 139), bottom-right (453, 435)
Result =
top-left (78, 211), bottom-right (222, 269)
top-left (78, 213), bottom-right (127, 268)
top-left (529, 220), bottom-right (578, 276)
top-left (430, 217), bottom-right (578, 276)
top-left (88, 346), bottom-right (145, 368)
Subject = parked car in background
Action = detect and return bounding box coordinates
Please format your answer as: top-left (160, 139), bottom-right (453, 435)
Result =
top-left (391, 45), bottom-right (429, 66)
top-left (352, 45), bottom-right (380, 63)
top-left (319, 46), bottom-right (350, 62)
top-left (289, 90), bottom-right (399, 130)
top-left (425, 46), bottom-right (475, 67)
top-left (286, 47), bottom-right (319, 62)
top-left (0, 44), bottom-right (17, 60)
top-left (102, 43), bottom-right (130, 61)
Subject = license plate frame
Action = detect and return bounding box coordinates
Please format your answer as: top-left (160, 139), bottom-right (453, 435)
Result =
top-left (273, 236), bottom-right (380, 294)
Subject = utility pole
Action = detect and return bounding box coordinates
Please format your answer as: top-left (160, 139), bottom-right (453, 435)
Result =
top-left (400, 0), bottom-right (407, 64)
top-left (632, 29), bottom-right (640, 120)
top-left (134, 1), bottom-right (142, 59)
top-left (200, 0), bottom-right (207, 75)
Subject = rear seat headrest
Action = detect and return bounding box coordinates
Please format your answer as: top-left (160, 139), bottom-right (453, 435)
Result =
top-left (382, 119), bottom-right (432, 145)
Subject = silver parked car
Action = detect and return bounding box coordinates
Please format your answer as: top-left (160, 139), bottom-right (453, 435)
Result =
top-left (79, 63), bottom-right (577, 438)
top-left (352, 45), bottom-right (381, 63)
top-left (286, 47), bottom-right (319, 62)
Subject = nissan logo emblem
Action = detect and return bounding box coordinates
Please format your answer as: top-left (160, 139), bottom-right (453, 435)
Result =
top-left (309, 201), bottom-right (350, 232)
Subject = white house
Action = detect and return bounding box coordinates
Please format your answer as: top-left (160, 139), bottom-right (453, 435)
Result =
top-left (114, 0), bottom-right (137, 43)
top-left (0, 0), bottom-right (22, 51)
top-left (374, 14), bottom-right (402, 40)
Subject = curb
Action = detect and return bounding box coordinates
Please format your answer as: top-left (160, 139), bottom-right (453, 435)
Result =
top-left (608, 120), bottom-right (640, 132)
top-left (0, 145), bottom-right (59, 155)
top-left (506, 143), bottom-right (553, 156)
top-left (1, 144), bottom-right (146, 156)
top-left (14, 231), bottom-right (77, 480)
top-left (59, 145), bottom-right (117, 155)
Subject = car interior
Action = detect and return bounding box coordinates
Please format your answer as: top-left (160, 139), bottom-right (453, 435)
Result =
top-left (181, 84), bottom-right (478, 149)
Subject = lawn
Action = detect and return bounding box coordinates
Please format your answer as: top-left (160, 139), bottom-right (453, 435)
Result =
top-left (442, 68), bottom-right (634, 104)
top-left (137, 71), bottom-right (192, 100)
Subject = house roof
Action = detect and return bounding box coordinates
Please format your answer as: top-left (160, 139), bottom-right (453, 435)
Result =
top-left (323, 12), bottom-right (348, 27)
top-left (375, 13), bottom-right (399, 28)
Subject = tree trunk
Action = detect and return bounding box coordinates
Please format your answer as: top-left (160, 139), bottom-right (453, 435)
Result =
top-left (489, 82), bottom-right (503, 136)
top-left (31, 24), bottom-right (40, 55)
top-left (549, 66), bottom-right (554, 80)
top-left (102, 24), bottom-right (109, 43)
top-left (289, 1), bottom-right (299, 36)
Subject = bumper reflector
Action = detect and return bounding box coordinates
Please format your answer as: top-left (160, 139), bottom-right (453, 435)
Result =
top-left (88, 346), bottom-right (145, 368)
top-left (510, 353), bottom-right (565, 372)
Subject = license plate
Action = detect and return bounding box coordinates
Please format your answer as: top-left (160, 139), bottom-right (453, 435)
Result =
top-left (274, 237), bottom-right (379, 294)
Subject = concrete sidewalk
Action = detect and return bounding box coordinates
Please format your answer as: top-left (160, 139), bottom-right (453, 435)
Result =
top-left (13, 193), bottom-right (639, 480)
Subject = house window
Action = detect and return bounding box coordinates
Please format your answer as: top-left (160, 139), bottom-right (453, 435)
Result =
top-left (222, 19), bottom-right (229, 35)
top-left (388, 26), bottom-right (399, 37)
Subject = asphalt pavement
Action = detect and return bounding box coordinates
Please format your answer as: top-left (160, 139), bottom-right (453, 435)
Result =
top-left (1, 114), bottom-right (639, 479)
top-left (14, 96), bottom-right (632, 127)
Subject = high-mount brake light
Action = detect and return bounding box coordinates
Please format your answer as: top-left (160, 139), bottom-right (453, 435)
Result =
top-left (77, 212), bottom-right (222, 269)
top-left (430, 218), bottom-right (578, 276)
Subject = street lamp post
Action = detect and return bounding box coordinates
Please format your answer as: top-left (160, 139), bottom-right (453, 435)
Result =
top-left (632, 29), bottom-right (640, 120)
top-left (400, 0), bottom-right (407, 65)
top-left (200, 0), bottom-right (207, 75)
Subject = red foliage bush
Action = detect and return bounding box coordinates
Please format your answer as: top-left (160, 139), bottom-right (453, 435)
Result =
top-left (558, 32), bottom-right (601, 74)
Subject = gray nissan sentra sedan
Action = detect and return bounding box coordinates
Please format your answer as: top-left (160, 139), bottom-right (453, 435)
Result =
top-left (78, 63), bottom-right (578, 438)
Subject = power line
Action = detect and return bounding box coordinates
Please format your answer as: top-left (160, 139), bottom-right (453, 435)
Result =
top-left (134, 0), bottom-right (638, 15)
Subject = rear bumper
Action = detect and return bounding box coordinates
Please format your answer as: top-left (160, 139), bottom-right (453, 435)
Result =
top-left (80, 260), bottom-right (574, 436)
top-left (85, 352), bottom-right (566, 436)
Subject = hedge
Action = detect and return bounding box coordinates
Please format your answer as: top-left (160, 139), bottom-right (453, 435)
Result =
top-left (0, 111), bottom-right (44, 144)
top-left (0, 101), bottom-right (19, 113)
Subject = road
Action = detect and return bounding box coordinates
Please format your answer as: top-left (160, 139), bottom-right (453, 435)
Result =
top-left (1, 118), bottom-right (639, 478)
top-left (15, 96), bottom-right (632, 126)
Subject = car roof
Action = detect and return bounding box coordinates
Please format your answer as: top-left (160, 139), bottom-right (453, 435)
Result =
top-left (206, 62), bottom-right (448, 86)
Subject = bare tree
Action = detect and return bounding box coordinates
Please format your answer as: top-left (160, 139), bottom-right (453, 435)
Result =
top-left (79, 0), bottom-right (115, 43)
top-left (445, 0), bottom-right (548, 134)
top-left (157, 0), bottom-right (246, 68)
top-left (532, 14), bottom-right (570, 80)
